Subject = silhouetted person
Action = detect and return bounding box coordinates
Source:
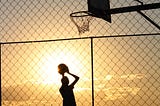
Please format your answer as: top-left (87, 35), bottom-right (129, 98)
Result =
top-left (58, 63), bottom-right (79, 106)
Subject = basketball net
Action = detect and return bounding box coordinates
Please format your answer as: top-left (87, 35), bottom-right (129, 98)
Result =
top-left (70, 11), bottom-right (93, 35)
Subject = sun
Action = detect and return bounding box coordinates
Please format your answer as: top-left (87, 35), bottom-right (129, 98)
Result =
top-left (39, 57), bottom-right (60, 85)
top-left (38, 50), bottom-right (83, 85)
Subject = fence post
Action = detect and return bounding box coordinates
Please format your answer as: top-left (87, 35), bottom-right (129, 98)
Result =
top-left (90, 37), bottom-right (94, 106)
top-left (0, 43), bottom-right (1, 99)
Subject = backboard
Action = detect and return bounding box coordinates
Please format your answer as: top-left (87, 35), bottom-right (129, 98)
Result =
top-left (88, 0), bottom-right (111, 23)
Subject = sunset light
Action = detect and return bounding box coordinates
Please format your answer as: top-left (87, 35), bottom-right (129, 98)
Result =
top-left (38, 49), bottom-right (84, 85)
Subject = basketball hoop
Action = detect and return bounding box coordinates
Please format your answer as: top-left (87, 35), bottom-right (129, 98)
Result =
top-left (70, 11), bottom-right (93, 35)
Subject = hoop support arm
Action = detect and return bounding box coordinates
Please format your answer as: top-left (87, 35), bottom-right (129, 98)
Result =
top-left (110, 3), bottom-right (160, 14)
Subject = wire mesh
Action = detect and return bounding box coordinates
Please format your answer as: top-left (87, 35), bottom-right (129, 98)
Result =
top-left (0, 0), bottom-right (160, 42)
top-left (1, 39), bottom-right (92, 106)
top-left (93, 36), bottom-right (160, 106)
top-left (1, 0), bottom-right (160, 106)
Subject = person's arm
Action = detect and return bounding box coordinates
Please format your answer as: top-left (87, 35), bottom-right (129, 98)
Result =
top-left (68, 72), bottom-right (79, 87)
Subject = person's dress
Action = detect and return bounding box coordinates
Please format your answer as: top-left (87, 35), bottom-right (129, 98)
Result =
top-left (60, 85), bottom-right (76, 106)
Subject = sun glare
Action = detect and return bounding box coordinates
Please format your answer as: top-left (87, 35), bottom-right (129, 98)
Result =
top-left (38, 50), bottom-right (83, 85)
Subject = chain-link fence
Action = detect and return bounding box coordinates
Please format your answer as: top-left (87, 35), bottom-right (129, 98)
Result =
top-left (1, 0), bottom-right (160, 106)
top-left (1, 0), bottom-right (160, 42)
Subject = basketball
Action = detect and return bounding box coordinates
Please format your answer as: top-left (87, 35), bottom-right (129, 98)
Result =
top-left (58, 63), bottom-right (69, 75)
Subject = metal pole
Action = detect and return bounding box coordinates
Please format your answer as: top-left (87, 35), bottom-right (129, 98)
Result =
top-left (110, 3), bottom-right (160, 14)
top-left (0, 44), bottom-right (1, 102)
top-left (133, 0), bottom-right (160, 31)
top-left (137, 10), bottom-right (160, 30)
top-left (91, 37), bottom-right (94, 106)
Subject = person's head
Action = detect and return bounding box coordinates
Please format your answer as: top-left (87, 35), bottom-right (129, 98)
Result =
top-left (61, 76), bottom-right (69, 86)
top-left (58, 63), bottom-right (69, 75)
